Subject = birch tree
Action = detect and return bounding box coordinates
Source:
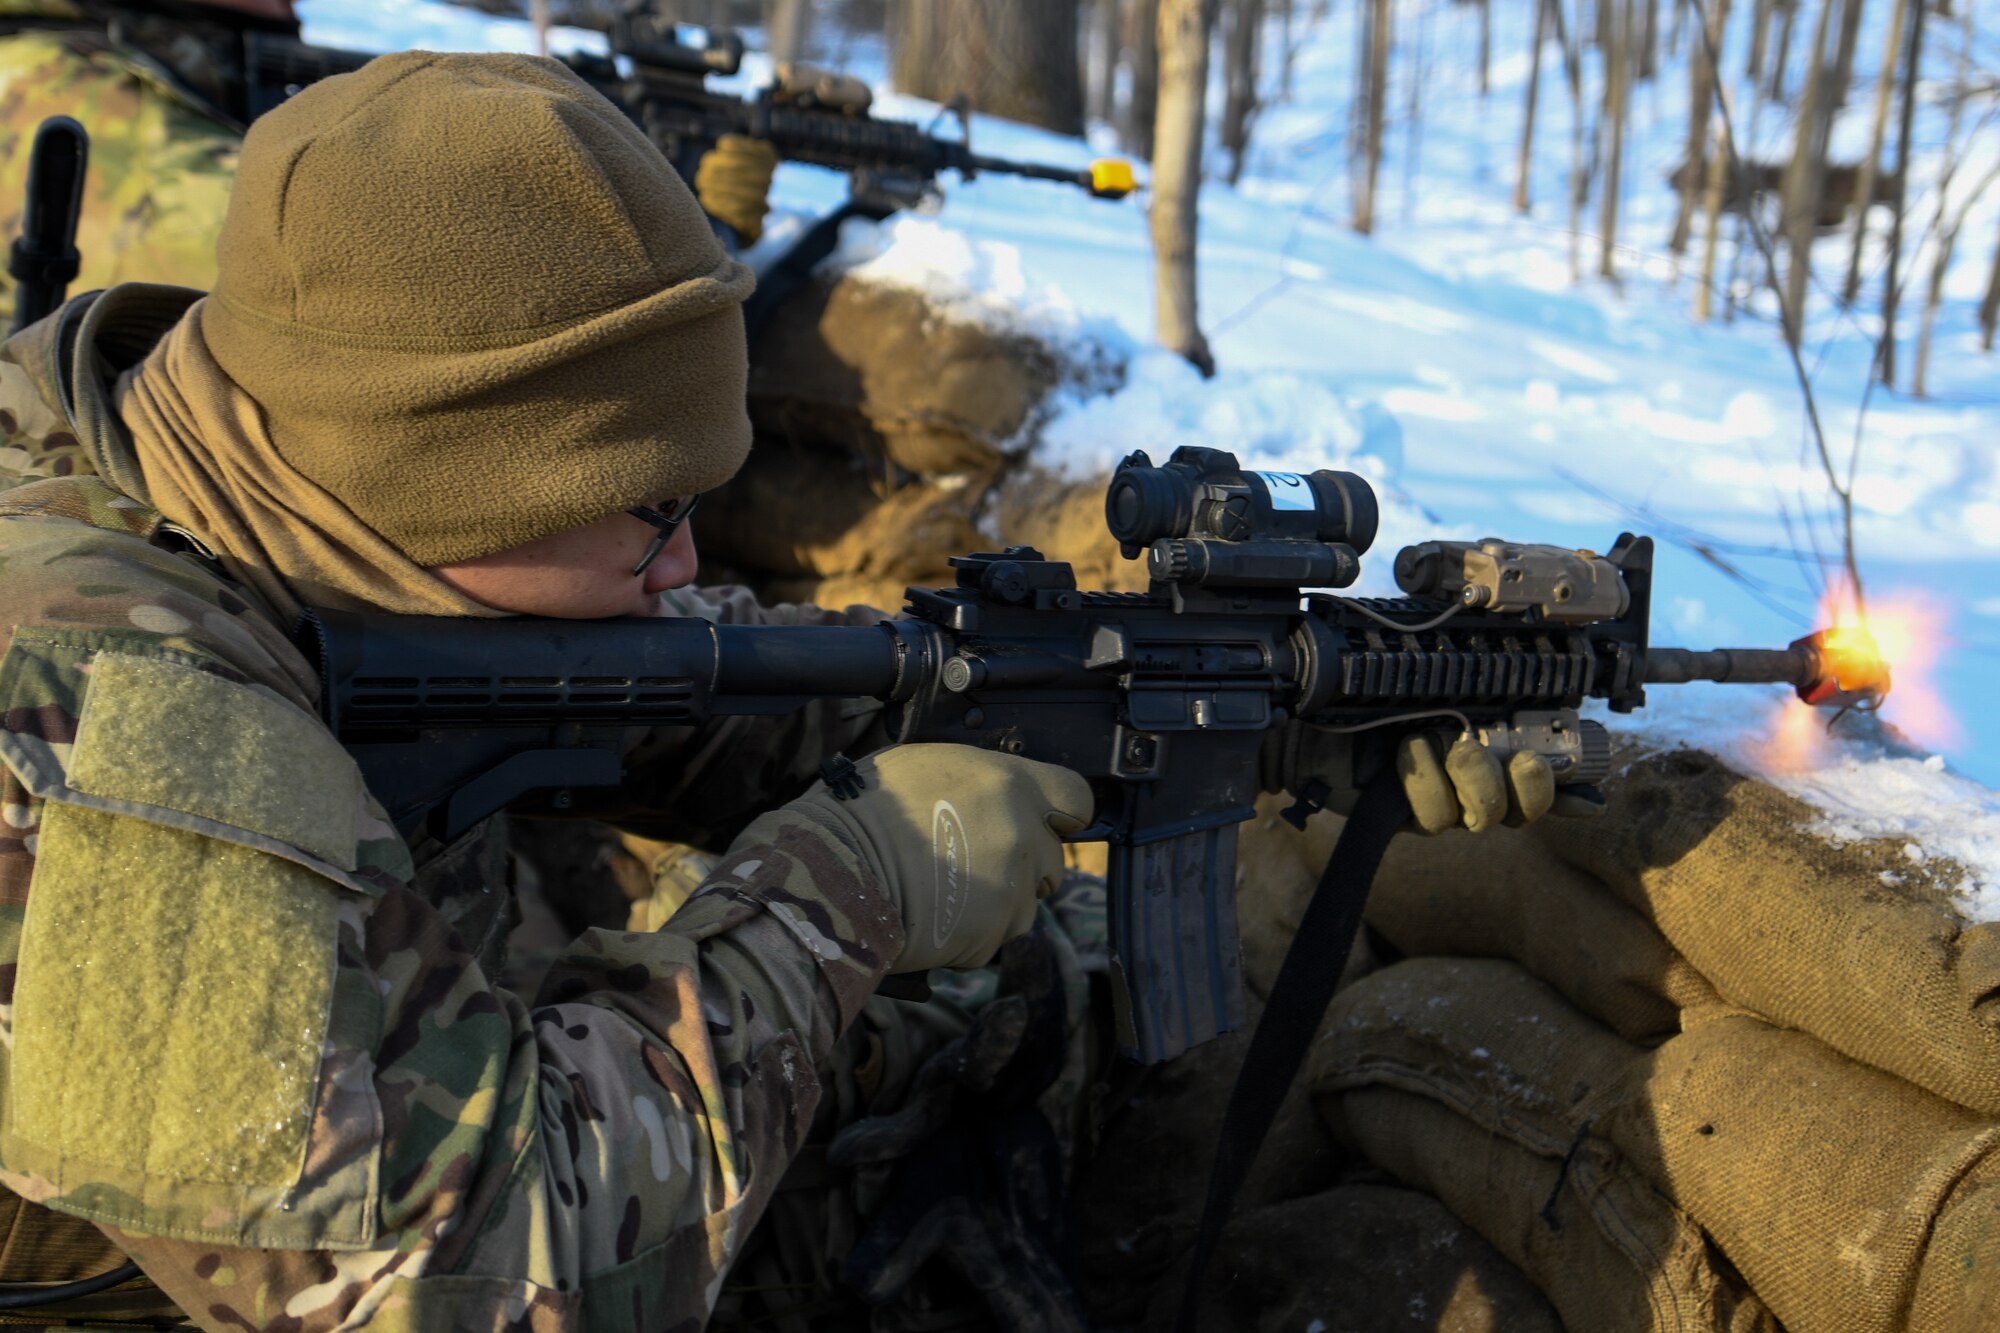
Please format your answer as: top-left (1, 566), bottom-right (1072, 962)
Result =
top-left (1353, 0), bottom-right (1391, 234)
top-left (1153, 0), bottom-right (1219, 374)
top-left (1840, 0), bottom-right (1907, 305)
top-left (1598, 0), bottom-right (1632, 280)
top-left (1878, 0), bottom-right (1924, 386)
top-left (890, 0), bottom-right (1085, 136)
top-left (1221, 0), bottom-right (1265, 183)
top-left (1516, 0), bottom-right (1551, 213)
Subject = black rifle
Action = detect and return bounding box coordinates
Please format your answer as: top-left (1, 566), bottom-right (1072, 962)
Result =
top-left (296, 447), bottom-right (1881, 1066)
top-left (561, 14), bottom-right (1132, 336)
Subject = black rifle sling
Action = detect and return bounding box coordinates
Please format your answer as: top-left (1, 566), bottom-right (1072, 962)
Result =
top-left (1175, 771), bottom-right (1411, 1332)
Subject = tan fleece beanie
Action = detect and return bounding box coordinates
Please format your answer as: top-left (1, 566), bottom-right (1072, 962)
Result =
top-left (201, 51), bottom-right (754, 566)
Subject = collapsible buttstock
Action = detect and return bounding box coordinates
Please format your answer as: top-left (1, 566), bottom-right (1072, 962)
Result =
top-left (1108, 824), bottom-right (1247, 1064)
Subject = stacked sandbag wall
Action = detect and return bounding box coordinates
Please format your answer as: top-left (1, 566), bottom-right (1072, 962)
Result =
top-left (702, 269), bottom-right (1137, 616)
top-left (1290, 745), bottom-right (2000, 1333)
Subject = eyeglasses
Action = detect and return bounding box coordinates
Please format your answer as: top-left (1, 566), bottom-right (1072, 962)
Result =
top-left (628, 494), bottom-right (701, 576)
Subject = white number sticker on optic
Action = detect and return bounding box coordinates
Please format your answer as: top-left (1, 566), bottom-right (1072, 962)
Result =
top-left (1254, 471), bottom-right (1315, 511)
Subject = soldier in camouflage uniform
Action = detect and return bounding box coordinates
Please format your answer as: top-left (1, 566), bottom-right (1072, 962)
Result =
top-left (0, 0), bottom-right (274, 311)
top-left (0, 50), bottom-right (1098, 1331)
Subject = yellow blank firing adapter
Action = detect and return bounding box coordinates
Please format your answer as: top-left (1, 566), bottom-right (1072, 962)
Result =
top-left (1089, 159), bottom-right (1137, 198)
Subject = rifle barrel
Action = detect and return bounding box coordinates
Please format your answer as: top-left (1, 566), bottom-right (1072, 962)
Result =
top-left (1643, 646), bottom-right (1817, 687)
top-left (966, 152), bottom-right (1095, 190)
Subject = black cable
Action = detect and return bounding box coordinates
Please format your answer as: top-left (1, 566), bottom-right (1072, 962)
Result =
top-left (0, 1260), bottom-right (145, 1309)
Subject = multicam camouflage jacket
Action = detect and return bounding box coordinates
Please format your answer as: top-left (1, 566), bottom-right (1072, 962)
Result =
top-left (0, 13), bottom-right (247, 318)
top-left (0, 287), bottom-right (905, 1330)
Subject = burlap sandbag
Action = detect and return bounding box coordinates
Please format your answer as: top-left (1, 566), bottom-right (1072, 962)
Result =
top-left (748, 273), bottom-right (1083, 477)
top-left (987, 465), bottom-right (1148, 594)
top-left (1543, 747), bottom-right (2000, 1115)
top-left (1913, 1171), bottom-right (2000, 1333)
top-left (1606, 1009), bottom-right (2000, 1333)
top-left (1311, 957), bottom-right (1778, 1333)
top-left (699, 447), bottom-right (980, 589)
top-left (1358, 816), bottom-right (1721, 1043)
top-left (695, 439), bottom-right (883, 578)
top-left (1074, 1006), bottom-right (1342, 1325)
top-left (1235, 796), bottom-right (1383, 999)
top-left (1151, 1184), bottom-right (1562, 1332)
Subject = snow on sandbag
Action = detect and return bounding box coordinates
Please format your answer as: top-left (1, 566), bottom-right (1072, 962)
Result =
top-left (1311, 958), bottom-right (1780, 1333)
top-left (1543, 746), bottom-right (2000, 1116)
top-left (747, 268), bottom-right (1121, 478)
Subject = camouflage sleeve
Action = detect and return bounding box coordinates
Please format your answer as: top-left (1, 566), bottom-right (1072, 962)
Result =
top-left (578, 584), bottom-right (891, 848)
top-left (84, 805), bottom-right (901, 1330)
top-left (0, 515), bottom-right (906, 1329)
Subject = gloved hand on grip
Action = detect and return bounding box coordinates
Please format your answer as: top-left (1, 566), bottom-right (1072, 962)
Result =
top-left (1262, 722), bottom-right (1585, 835)
top-left (693, 133), bottom-right (779, 244)
top-left (787, 744), bottom-right (1094, 974)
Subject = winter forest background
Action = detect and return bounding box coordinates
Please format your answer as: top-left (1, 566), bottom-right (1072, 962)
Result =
top-left (299, 0), bottom-right (2000, 901)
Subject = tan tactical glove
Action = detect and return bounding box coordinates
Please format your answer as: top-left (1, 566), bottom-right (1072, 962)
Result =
top-left (1261, 723), bottom-right (1559, 835)
top-left (693, 133), bottom-right (780, 244)
top-left (788, 744), bottom-right (1093, 973)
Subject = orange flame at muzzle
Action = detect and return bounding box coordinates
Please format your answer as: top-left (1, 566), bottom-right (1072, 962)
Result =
top-left (1794, 622), bottom-right (1891, 709)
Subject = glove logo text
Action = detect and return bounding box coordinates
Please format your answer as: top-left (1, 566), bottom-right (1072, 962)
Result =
top-left (931, 799), bottom-right (966, 949)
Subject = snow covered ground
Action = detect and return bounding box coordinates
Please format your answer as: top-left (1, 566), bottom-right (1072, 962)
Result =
top-left (297, 0), bottom-right (2000, 912)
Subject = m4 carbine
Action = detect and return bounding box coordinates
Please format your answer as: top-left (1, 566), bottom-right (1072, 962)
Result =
top-left (561, 12), bottom-right (1133, 333)
top-left (298, 447), bottom-right (1884, 1065)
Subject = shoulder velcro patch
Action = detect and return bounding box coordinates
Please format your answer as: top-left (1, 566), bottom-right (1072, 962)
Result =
top-left (66, 651), bottom-right (360, 870)
top-left (0, 642), bottom-right (381, 1246)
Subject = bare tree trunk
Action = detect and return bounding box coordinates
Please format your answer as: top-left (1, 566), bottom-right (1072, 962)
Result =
top-left (895, 1), bottom-right (1087, 134)
top-left (1766, 0), bottom-right (1796, 100)
top-left (890, 0), bottom-right (942, 98)
top-left (1639, 0), bottom-right (1658, 80)
top-left (1668, 0), bottom-right (1687, 57)
top-left (530, 0), bottom-right (549, 54)
top-left (766, 0), bottom-right (811, 63)
top-left (1914, 5), bottom-right (1974, 397)
top-left (1724, 77), bottom-right (1768, 320)
top-left (1402, 0), bottom-right (1426, 218)
top-left (1515, 0), bottom-right (1550, 213)
top-left (1152, 0), bottom-right (1219, 374)
top-left (1747, 0), bottom-right (1771, 80)
top-left (1088, 0), bottom-right (1121, 123)
top-left (1669, 0), bottom-right (1728, 254)
top-left (1878, 0), bottom-right (1923, 386)
top-left (1696, 112), bottom-right (1732, 318)
top-left (1828, 0), bottom-right (1864, 108)
top-left (1598, 0), bottom-right (1630, 279)
top-left (1840, 0), bottom-right (1907, 305)
top-left (1560, 0), bottom-right (1589, 279)
top-left (1221, 0), bottom-right (1264, 183)
top-left (1125, 0), bottom-right (1161, 156)
top-left (1353, 0), bottom-right (1391, 234)
top-left (1479, 0), bottom-right (1492, 94)
top-left (1279, 0), bottom-right (1297, 99)
top-left (1979, 217), bottom-right (2000, 351)
top-left (1779, 0), bottom-right (1838, 340)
